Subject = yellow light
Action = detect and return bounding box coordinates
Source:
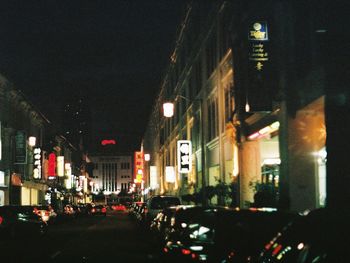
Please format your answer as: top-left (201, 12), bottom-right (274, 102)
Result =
top-left (259, 126), bottom-right (272, 135)
top-left (270, 121), bottom-right (280, 130)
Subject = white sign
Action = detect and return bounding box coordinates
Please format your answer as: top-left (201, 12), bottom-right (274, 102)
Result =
top-left (150, 166), bottom-right (158, 189)
top-left (165, 166), bottom-right (175, 183)
top-left (0, 190), bottom-right (4, 206)
top-left (57, 156), bottom-right (64, 177)
top-left (177, 140), bottom-right (192, 173)
top-left (0, 171), bottom-right (5, 186)
top-left (0, 122), bottom-right (2, 161)
top-left (33, 148), bottom-right (42, 179)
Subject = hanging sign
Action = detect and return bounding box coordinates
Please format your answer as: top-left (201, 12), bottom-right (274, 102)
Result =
top-left (134, 151), bottom-right (144, 183)
top-left (33, 147), bottom-right (42, 179)
top-left (177, 140), bottom-right (192, 173)
top-left (48, 153), bottom-right (56, 179)
top-left (14, 131), bottom-right (27, 164)
top-left (57, 156), bottom-right (64, 177)
top-left (248, 22), bottom-right (269, 71)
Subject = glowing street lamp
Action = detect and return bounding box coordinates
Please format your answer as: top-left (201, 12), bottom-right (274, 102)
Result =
top-left (163, 102), bottom-right (174, 118)
top-left (28, 136), bottom-right (36, 147)
top-left (162, 96), bottom-right (207, 205)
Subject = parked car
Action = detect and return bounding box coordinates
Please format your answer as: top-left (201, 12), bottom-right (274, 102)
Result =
top-left (256, 208), bottom-right (349, 263)
top-left (0, 206), bottom-right (48, 240)
top-left (145, 195), bottom-right (181, 224)
top-left (163, 207), bottom-right (298, 262)
top-left (90, 205), bottom-right (107, 216)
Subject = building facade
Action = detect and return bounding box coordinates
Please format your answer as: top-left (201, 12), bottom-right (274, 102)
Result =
top-left (142, 1), bottom-right (327, 212)
top-left (89, 154), bottom-right (132, 195)
top-left (0, 73), bottom-right (81, 207)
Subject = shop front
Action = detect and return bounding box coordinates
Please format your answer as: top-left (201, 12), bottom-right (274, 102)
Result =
top-left (240, 114), bottom-right (280, 208)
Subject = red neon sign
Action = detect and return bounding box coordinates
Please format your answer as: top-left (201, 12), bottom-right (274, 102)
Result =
top-left (48, 153), bottom-right (56, 176)
top-left (101, 139), bottom-right (116, 146)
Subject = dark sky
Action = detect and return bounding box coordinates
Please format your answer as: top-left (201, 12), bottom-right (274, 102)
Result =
top-left (0, 1), bottom-right (186, 151)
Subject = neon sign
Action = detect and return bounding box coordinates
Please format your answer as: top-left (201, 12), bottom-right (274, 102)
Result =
top-left (101, 139), bottom-right (116, 146)
top-left (48, 153), bottom-right (56, 178)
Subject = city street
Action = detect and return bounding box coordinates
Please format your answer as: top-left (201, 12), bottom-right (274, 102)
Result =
top-left (0, 210), bottom-right (158, 263)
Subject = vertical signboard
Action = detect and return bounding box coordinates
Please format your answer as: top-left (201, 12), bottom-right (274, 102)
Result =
top-left (246, 21), bottom-right (275, 112)
top-left (33, 148), bottom-right (42, 179)
top-left (14, 131), bottom-right (27, 164)
top-left (165, 166), bottom-right (175, 183)
top-left (134, 151), bottom-right (144, 183)
top-left (57, 156), bottom-right (64, 177)
top-left (177, 140), bottom-right (192, 173)
top-left (48, 153), bottom-right (56, 179)
top-left (0, 122), bottom-right (2, 161)
top-left (150, 166), bottom-right (158, 189)
top-left (248, 21), bottom-right (269, 70)
top-left (65, 163), bottom-right (72, 189)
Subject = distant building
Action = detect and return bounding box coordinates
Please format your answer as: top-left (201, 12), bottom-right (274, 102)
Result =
top-left (89, 154), bottom-right (132, 195)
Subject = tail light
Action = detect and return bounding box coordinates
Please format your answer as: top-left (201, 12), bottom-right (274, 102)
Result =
top-left (102, 207), bottom-right (107, 213)
top-left (182, 249), bottom-right (191, 255)
top-left (0, 215), bottom-right (3, 225)
top-left (91, 208), bottom-right (96, 213)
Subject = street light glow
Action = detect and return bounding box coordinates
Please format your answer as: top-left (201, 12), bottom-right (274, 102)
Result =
top-left (163, 102), bottom-right (174, 117)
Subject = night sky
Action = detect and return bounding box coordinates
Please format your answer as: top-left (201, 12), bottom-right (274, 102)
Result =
top-left (0, 1), bottom-right (186, 151)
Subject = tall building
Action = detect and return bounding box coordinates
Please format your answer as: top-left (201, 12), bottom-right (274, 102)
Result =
top-left (143, 1), bottom-right (331, 212)
top-left (61, 93), bottom-right (92, 151)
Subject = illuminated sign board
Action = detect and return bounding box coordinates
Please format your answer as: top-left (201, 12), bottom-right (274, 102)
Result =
top-left (134, 151), bottom-right (144, 183)
top-left (0, 122), bottom-right (2, 161)
top-left (0, 171), bottom-right (4, 186)
top-left (57, 156), bottom-right (64, 177)
top-left (65, 163), bottom-right (72, 189)
top-left (33, 148), bottom-right (42, 179)
top-left (165, 166), bottom-right (175, 183)
top-left (248, 22), bottom-right (269, 72)
top-left (248, 22), bottom-right (268, 41)
top-left (177, 140), bottom-right (192, 173)
top-left (48, 153), bottom-right (56, 178)
top-left (150, 166), bottom-right (158, 189)
top-left (101, 139), bottom-right (116, 146)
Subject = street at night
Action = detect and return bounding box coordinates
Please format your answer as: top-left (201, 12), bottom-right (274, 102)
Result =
top-left (0, 1), bottom-right (349, 262)
top-left (1, 209), bottom-right (157, 263)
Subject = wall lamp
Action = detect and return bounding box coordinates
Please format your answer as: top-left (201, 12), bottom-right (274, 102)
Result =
top-left (28, 136), bottom-right (36, 147)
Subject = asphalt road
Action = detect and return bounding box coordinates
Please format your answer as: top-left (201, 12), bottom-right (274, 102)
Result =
top-left (0, 210), bottom-right (159, 263)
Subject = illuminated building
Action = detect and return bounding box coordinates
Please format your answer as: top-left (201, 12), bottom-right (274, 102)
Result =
top-left (143, 1), bottom-right (328, 212)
